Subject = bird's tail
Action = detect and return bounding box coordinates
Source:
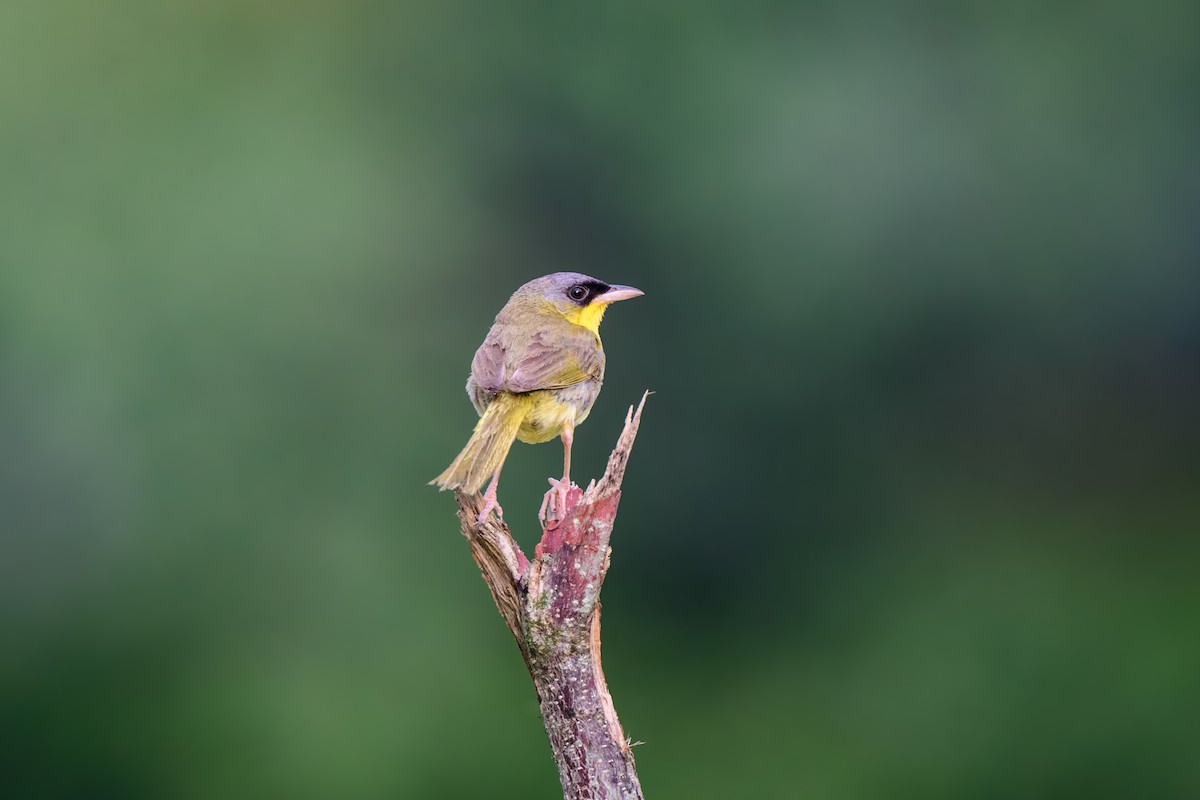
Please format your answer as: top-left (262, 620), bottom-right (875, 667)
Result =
top-left (431, 393), bottom-right (531, 494)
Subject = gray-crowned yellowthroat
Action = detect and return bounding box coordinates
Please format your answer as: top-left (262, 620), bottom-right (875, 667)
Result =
top-left (432, 273), bottom-right (643, 523)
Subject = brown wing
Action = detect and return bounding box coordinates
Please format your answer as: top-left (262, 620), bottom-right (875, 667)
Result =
top-left (470, 335), bottom-right (507, 394)
top-left (471, 324), bottom-right (604, 394)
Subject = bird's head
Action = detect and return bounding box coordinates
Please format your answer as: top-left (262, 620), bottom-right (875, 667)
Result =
top-left (516, 272), bottom-right (644, 334)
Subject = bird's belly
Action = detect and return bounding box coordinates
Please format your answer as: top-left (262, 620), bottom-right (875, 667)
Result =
top-left (516, 383), bottom-right (600, 444)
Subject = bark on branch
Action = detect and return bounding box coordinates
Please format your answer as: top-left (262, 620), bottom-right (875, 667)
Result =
top-left (453, 392), bottom-right (649, 800)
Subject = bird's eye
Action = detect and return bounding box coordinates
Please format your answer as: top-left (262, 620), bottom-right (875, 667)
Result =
top-left (567, 285), bottom-right (590, 302)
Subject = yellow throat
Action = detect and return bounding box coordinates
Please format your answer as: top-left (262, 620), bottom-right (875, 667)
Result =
top-left (559, 302), bottom-right (607, 334)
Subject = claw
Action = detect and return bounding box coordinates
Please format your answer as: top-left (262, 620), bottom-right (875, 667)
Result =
top-left (477, 480), bottom-right (503, 524)
top-left (539, 477), bottom-right (572, 526)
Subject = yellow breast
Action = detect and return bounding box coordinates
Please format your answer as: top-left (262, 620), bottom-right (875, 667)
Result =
top-left (516, 391), bottom-right (578, 444)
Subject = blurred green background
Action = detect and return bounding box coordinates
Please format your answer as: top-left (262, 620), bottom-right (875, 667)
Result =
top-left (3, 1), bottom-right (1198, 798)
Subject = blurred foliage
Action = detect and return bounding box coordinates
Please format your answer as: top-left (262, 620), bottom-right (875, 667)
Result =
top-left (2, 1), bottom-right (1198, 798)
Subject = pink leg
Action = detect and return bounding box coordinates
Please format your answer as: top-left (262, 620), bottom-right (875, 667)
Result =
top-left (562, 422), bottom-right (573, 486)
top-left (477, 468), bottom-right (504, 524)
top-left (539, 420), bottom-right (575, 524)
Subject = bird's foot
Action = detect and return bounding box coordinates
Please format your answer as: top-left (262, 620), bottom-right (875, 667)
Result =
top-left (477, 486), bottom-right (503, 525)
top-left (538, 477), bottom-right (573, 527)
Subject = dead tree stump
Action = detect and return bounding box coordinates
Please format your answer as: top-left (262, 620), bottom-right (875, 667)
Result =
top-left (452, 393), bottom-right (649, 800)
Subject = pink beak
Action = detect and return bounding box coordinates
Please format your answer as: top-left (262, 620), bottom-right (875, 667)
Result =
top-left (595, 284), bottom-right (644, 304)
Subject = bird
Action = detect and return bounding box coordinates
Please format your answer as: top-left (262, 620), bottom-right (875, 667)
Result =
top-left (432, 273), bottom-right (643, 524)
